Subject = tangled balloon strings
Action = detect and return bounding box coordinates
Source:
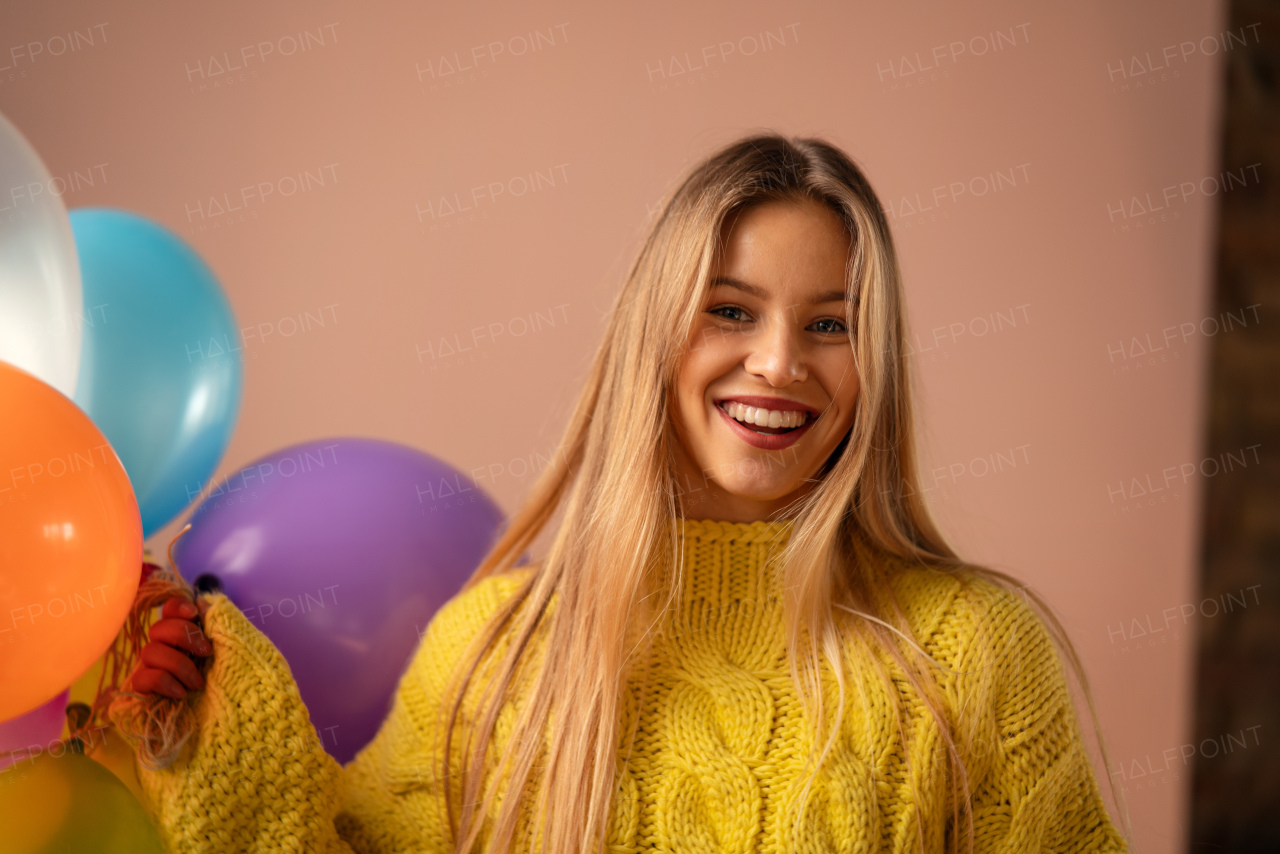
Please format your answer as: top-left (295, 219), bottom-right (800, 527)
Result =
top-left (76, 524), bottom-right (206, 770)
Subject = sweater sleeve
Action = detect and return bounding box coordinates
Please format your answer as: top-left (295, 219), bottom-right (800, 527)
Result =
top-left (119, 570), bottom-right (532, 854)
top-left (959, 582), bottom-right (1130, 854)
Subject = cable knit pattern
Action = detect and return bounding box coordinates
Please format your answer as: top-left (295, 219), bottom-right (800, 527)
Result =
top-left (123, 519), bottom-right (1128, 853)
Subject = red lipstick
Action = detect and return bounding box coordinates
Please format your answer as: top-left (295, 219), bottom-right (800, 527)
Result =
top-left (714, 399), bottom-right (818, 451)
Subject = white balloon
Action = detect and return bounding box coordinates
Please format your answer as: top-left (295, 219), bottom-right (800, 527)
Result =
top-left (0, 110), bottom-right (82, 399)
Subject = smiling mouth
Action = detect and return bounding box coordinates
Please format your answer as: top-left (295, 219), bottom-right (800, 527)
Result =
top-left (717, 401), bottom-right (814, 435)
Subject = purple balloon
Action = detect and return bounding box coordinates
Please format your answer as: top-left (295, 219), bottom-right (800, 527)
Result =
top-left (0, 689), bottom-right (68, 771)
top-left (172, 437), bottom-right (505, 764)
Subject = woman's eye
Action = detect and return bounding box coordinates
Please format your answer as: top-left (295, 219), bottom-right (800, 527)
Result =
top-left (809, 318), bottom-right (847, 334)
top-left (709, 305), bottom-right (752, 323)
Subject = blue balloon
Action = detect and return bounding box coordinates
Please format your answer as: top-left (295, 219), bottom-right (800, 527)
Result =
top-left (70, 208), bottom-right (242, 538)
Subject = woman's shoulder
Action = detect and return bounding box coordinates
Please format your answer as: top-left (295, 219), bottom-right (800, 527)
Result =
top-left (421, 564), bottom-right (538, 651)
top-left (396, 565), bottom-right (538, 714)
top-left (441, 564), bottom-right (536, 623)
top-left (883, 557), bottom-right (1057, 662)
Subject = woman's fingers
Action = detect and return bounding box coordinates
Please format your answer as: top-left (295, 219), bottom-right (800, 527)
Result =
top-left (140, 641), bottom-right (206, 692)
top-left (131, 596), bottom-right (216, 699)
top-left (149, 617), bottom-right (212, 657)
top-left (161, 596), bottom-right (199, 621)
top-left (131, 665), bottom-right (189, 701)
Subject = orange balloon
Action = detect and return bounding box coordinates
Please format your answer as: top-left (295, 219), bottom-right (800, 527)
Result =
top-left (0, 360), bottom-right (142, 722)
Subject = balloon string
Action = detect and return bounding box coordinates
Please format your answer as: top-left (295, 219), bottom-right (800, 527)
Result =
top-left (76, 523), bottom-right (208, 770)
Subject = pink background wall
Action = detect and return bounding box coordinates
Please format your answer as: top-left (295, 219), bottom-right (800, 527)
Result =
top-left (2, 1), bottom-right (1235, 849)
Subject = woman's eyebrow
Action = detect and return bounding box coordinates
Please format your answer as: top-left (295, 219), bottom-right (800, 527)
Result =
top-left (710, 275), bottom-right (848, 304)
top-left (710, 275), bottom-right (767, 298)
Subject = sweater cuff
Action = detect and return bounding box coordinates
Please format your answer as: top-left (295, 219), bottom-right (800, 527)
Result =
top-left (124, 591), bottom-right (350, 853)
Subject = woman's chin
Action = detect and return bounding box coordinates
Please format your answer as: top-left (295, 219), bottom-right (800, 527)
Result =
top-left (717, 480), bottom-right (806, 505)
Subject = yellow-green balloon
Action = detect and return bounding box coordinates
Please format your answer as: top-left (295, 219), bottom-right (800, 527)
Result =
top-left (0, 748), bottom-right (165, 854)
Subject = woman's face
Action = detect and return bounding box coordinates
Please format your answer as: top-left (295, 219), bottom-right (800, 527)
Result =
top-left (670, 197), bottom-right (860, 522)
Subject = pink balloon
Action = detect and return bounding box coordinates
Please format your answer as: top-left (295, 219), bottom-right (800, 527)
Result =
top-left (0, 689), bottom-right (68, 771)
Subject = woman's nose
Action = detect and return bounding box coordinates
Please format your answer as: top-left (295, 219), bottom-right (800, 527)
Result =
top-left (742, 315), bottom-right (807, 386)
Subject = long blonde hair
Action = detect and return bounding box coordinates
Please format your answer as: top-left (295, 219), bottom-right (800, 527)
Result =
top-left (437, 133), bottom-right (1126, 853)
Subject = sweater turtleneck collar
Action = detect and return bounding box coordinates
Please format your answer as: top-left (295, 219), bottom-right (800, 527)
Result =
top-left (663, 517), bottom-right (795, 617)
top-left (676, 517), bottom-right (795, 551)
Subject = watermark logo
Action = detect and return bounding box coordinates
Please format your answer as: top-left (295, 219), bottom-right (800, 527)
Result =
top-left (1107, 163), bottom-right (1261, 235)
top-left (1106, 585), bottom-right (1261, 654)
top-left (646, 162), bottom-right (810, 221)
top-left (902, 304), bottom-right (1032, 364)
top-left (1, 725), bottom-right (113, 770)
top-left (1106, 303), bottom-right (1261, 376)
top-left (880, 163), bottom-right (1031, 228)
top-left (1107, 23), bottom-right (1261, 94)
top-left (5, 303), bottom-right (110, 355)
top-left (413, 163), bottom-right (569, 234)
top-left (184, 163), bottom-right (340, 232)
top-left (184, 23), bottom-right (339, 94)
top-left (0, 584), bottom-right (112, 640)
top-left (0, 23), bottom-right (109, 84)
top-left (1110, 725), bottom-right (1262, 792)
top-left (645, 23), bottom-right (800, 93)
top-left (666, 448), bottom-right (804, 510)
top-left (468, 446), bottom-right (570, 494)
top-left (186, 443), bottom-right (341, 512)
top-left (414, 446), bottom-right (573, 516)
top-left (1105, 444), bottom-right (1262, 515)
top-left (1, 443), bottom-right (117, 508)
top-left (184, 303), bottom-right (341, 373)
top-left (0, 162), bottom-right (109, 223)
top-left (416, 23), bottom-right (570, 93)
top-left (239, 586), bottom-right (339, 626)
top-left (876, 23), bottom-right (1030, 94)
top-left (885, 444), bottom-right (1033, 504)
top-left (415, 303), bottom-right (570, 372)
top-left (415, 473), bottom-right (484, 515)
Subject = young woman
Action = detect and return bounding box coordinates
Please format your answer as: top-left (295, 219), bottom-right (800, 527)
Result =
top-left (127, 134), bottom-right (1130, 853)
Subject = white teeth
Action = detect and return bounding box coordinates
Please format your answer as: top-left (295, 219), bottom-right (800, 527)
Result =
top-left (722, 402), bottom-right (808, 430)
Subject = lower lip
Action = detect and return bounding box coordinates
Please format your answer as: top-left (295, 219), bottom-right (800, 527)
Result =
top-left (715, 403), bottom-right (816, 450)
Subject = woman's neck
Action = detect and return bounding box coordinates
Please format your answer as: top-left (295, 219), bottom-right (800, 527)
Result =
top-left (671, 470), bottom-right (814, 523)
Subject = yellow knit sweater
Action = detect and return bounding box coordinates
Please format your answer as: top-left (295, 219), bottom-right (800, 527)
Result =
top-left (122, 518), bottom-right (1128, 853)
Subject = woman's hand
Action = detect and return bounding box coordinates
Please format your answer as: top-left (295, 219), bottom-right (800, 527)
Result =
top-left (128, 597), bottom-right (213, 700)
